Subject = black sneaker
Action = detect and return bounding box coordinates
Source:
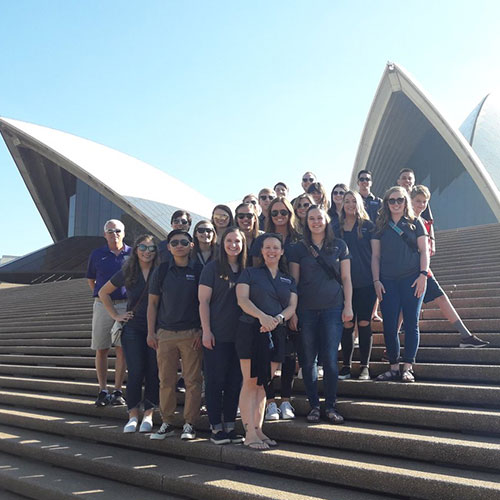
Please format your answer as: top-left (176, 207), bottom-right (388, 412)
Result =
top-left (176, 377), bottom-right (186, 393)
top-left (210, 431), bottom-right (231, 445)
top-left (338, 366), bottom-right (351, 380)
top-left (110, 390), bottom-right (126, 406)
top-left (95, 390), bottom-right (111, 407)
top-left (150, 422), bottom-right (175, 440)
top-left (460, 335), bottom-right (490, 348)
top-left (226, 429), bottom-right (244, 444)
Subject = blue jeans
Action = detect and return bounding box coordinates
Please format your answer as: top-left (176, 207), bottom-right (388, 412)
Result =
top-left (203, 342), bottom-right (242, 430)
top-left (121, 322), bottom-right (159, 411)
top-left (380, 273), bottom-right (425, 364)
top-left (299, 306), bottom-right (343, 409)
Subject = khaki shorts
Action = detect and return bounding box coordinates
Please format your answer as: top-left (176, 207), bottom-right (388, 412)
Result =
top-left (91, 298), bottom-right (127, 350)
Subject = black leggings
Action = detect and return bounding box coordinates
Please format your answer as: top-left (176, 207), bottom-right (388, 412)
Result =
top-left (341, 285), bottom-right (376, 367)
top-left (265, 354), bottom-right (296, 399)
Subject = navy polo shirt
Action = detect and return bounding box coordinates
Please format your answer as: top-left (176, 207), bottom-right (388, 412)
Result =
top-left (258, 214), bottom-right (267, 231)
top-left (289, 239), bottom-right (350, 311)
top-left (149, 261), bottom-right (201, 331)
top-left (361, 193), bottom-right (382, 223)
top-left (249, 233), bottom-right (299, 262)
top-left (199, 260), bottom-right (241, 343)
top-left (373, 217), bottom-right (427, 280)
top-left (110, 269), bottom-right (149, 328)
top-left (341, 220), bottom-right (374, 288)
top-left (86, 245), bottom-right (131, 300)
top-left (237, 267), bottom-right (297, 321)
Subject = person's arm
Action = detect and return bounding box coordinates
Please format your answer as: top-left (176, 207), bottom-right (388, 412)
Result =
top-left (146, 294), bottom-right (160, 350)
top-left (340, 259), bottom-right (353, 323)
top-left (87, 279), bottom-right (96, 293)
top-left (98, 280), bottom-right (133, 322)
top-left (277, 292), bottom-right (297, 322)
top-left (236, 283), bottom-right (279, 332)
top-left (412, 235), bottom-right (430, 298)
top-left (428, 224), bottom-right (436, 256)
top-left (288, 263), bottom-right (300, 331)
top-left (198, 284), bottom-right (215, 349)
top-left (371, 239), bottom-right (385, 301)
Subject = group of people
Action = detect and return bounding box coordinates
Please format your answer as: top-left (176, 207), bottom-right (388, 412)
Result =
top-left (86, 168), bottom-right (489, 450)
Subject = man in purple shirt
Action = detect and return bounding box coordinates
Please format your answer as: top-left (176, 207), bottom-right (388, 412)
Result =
top-left (86, 219), bottom-right (131, 407)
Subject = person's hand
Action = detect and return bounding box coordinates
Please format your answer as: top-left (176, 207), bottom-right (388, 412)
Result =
top-left (342, 306), bottom-right (354, 323)
top-left (374, 281), bottom-right (385, 302)
top-left (147, 333), bottom-right (158, 350)
top-left (114, 311), bottom-right (134, 322)
top-left (412, 274), bottom-right (427, 298)
top-left (288, 313), bottom-right (299, 331)
top-left (192, 336), bottom-right (202, 350)
top-left (202, 331), bottom-right (215, 350)
top-left (259, 314), bottom-right (279, 332)
top-left (430, 239), bottom-right (436, 257)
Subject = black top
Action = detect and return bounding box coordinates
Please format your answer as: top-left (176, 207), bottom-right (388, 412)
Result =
top-left (110, 269), bottom-right (149, 329)
top-left (373, 217), bottom-right (427, 280)
top-left (361, 193), bottom-right (382, 223)
top-left (199, 260), bottom-right (241, 343)
top-left (258, 214), bottom-right (267, 231)
top-left (237, 266), bottom-right (297, 322)
top-left (289, 239), bottom-right (350, 310)
top-left (149, 261), bottom-right (201, 331)
top-left (341, 220), bottom-right (374, 288)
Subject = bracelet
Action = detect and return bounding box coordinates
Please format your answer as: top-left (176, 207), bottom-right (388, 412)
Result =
top-left (420, 270), bottom-right (429, 277)
top-left (373, 280), bottom-right (380, 283)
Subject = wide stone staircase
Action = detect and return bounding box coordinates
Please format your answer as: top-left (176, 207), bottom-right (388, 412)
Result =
top-left (0, 223), bottom-right (499, 499)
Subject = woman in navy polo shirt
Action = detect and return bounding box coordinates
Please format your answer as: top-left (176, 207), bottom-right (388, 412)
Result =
top-left (328, 183), bottom-right (348, 231)
top-left (289, 206), bottom-right (353, 424)
top-left (192, 220), bottom-right (217, 269)
top-left (235, 202), bottom-right (263, 264)
top-left (293, 194), bottom-right (314, 233)
top-left (99, 234), bottom-right (159, 434)
top-left (211, 204), bottom-right (234, 239)
top-left (199, 227), bottom-right (247, 445)
top-left (337, 191), bottom-right (376, 380)
top-left (372, 186), bottom-right (429, 382)
top-left (236, 234), bottom-right (298, 450)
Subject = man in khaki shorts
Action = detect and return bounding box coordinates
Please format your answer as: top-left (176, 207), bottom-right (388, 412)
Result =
top-left (86, 219), bottom-right (131, 406)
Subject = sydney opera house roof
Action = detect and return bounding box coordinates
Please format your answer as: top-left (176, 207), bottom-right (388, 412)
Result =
top-left (350, 63), bottom-right (500, 230)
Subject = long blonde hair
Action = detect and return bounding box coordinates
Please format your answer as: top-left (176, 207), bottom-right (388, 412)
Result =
top-left (339, 191), bottom-right (370, 239)
top-left (376, 186), bottom-right (416, 233)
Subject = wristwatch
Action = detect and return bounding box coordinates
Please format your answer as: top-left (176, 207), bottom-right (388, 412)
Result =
top-left (420, 270), bottom-right (429, 277)
top-left (277, 314), bottom-right (285, 324)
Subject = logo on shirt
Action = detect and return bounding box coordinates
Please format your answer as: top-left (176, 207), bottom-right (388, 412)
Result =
top-left (185, 274), bottom-right (196, 281)
top-left (280, 277), bottom-right (291, 284)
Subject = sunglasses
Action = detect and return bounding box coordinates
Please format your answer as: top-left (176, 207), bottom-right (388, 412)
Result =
top-left (302, 177), bottom-right (314, 183)
top-left (297, 202), bottom-right (310, 209)
top-left (137, 244), bottom-right (156, 252)
top-left (169, 239), bottom-right (190, 247)
top-left (333, 190), bottom-right (345, 196)
top-left (245, 199), bottom-right (257, 205)
top-left (196, 227), bottom-right (214, 234)
top-left (236, 213), bottom-right (254, 220)
top-left (271, 209), bottom-right (289, 217)
top-left (358, 177), bottom-right (371, 182)
top-left (213, 214), bottom-right (229, 221)
top-left (173, 218), bottom-right (189, 225)
top-left (388, 197), bottom-right (405, 205)
top-left (105, 228), bottom-right (122, 234)
top-left (259, 195), bottom-right (275, 201)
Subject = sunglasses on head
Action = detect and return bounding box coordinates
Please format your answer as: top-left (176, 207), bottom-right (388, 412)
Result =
top-left (297, 202), bottom-right (310, 209)
top-left (105, 228), bottom-right (122, 234)
top-left (196, 227), bottom-right (214, 234)
top-left (302, 177), bottom-right (314, 183)
top-left (173, 218), bottom-right (188, 225)
top-left (260, 195), bottom-right (275, 201)
top-left (333, 190), bottom-right (345, 196)
top-left (137, 244), bottom-right (156, 252)
top-left (169, 239), bottom-right (190, 247)
top-left (388, 197), bottom-right (405, 205)
top-left (237, 213), bottom-right (254, 220)
top-left (358, 177), bottom-right (371, 182)
top-left (271, 209), bottom-right (289, 217)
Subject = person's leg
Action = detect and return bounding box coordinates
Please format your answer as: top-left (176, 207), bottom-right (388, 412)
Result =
top-left (121, 324), bottom-right (144, 414)
top-left (356, 286), bottom-right (377, 367)
top-left (156, 332), bottom-right (180, 424)
top-left (91, 299), bottom-right (115, 392)
top-left (280, 354), bottom-right (296, 400)
top-left (203, 343), bottom-right (225, 431)
top-left (255, 361), bottom-right (280, 445)
top-left (222, 343), bottom-right (243, 429)
top-left (143, 336), bottom-right (160, 410)
top-left (95, 349), bottom-right (110, 391)
top-left (299, 310), bottom-right (321, 410)
top-left (112, 302), bottom-right (128, 392)
top-left (379, 278), bottom-right (402, 370)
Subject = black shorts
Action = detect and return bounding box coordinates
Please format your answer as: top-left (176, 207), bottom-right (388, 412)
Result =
top-left (352, 285), bottom-right (377, 322)
top-left (235, 319), bottom-right (286, 363)
top-left (423, 275), bottom-right (445, 304)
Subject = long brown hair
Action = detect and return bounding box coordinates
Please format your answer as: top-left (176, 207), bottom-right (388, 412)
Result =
top-left (235, 202), bottom-right (259, 241)
top-left (191, 219), bottom-right (217, 260)
top-left (376, 186), bottom-right (416, 234)
top-left (302, 206), bottom-right (336, 254)
top-left (339, 190), bottom-right (370, 239)
top-left (122, 234), bottom-right (158, 289)
top-left (265, 196), bottom-right (301, 242)
top-left (217, 227), bottom-right (247, 280)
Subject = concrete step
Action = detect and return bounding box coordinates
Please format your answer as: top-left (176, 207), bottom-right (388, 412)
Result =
top-left (0, 423), bottom-right (391, 500)
top-left (422, 297), bottom-right (500, 309)
top-left (0, 324), bottom-right (90, 334)
top-left (0, 317), bottom-right (92, 329)
top-left (0, 355), bottom-right (112, 367)
top-left (0, 451), bottom-right (180, 500)
top-left (0, 331), bottom-right (91, 340)
top-left (372, 318), bottom-right (500, 333)
top-left (0, 338), bottom-right (89, 347)
top-left (0, 346), bottom-right (94, 356)
top-left (420, 306), bottom-right (500, 319)
top-left (372, 332), bottom-right (500, 348)
top-left (438, 276), bottom-right (500, 286)
top-left (0, 364), bottom-right (112, 380)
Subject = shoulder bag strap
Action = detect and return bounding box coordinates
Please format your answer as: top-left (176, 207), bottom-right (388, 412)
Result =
top-left (388, 220), bottom-right (418, 252)
top-left (305, 242), bottom-right (342, 285)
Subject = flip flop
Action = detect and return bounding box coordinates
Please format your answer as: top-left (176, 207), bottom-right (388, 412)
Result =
top-left (244, 440), bottom-right (269, 450)
top-left (262, 438), bottom-right (278, 447)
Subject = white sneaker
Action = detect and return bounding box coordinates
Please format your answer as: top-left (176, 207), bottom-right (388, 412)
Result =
top-left (297, 368), bottom-right (303, 379)
top-left (181, 423), bottom-right (196, 440)
top-left (123, 417), bottom-right (138, 433)
top-left (280, 401), bottom-right (295, 420)
top-left (150, 422), bottom-right (175, 440)
top-left (139, 416), bottom-right (153, 433)
top-left (265, 402), bottom-right (280, 421)
top-left (318, 367), bottom-right (324, 378)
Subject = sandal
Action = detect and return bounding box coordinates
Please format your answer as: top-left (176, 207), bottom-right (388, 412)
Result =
top-left (306, 407), bottom-right (321, 423)
top-left (375, 369), bottom-right (400, 381)
top-left (262, 438), bottom-right (278, 447)
top-left (244, 440), bottom-right (269, 450)
top-left (401, 369), bottom-right (415, 383)
top-left (325, 408), bottom-right (344, 424)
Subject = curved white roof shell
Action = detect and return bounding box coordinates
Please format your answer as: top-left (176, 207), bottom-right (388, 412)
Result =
top-left (0, 117), bottom-right (214, 241)
top-left (350, 62), bottom-right (500, 229)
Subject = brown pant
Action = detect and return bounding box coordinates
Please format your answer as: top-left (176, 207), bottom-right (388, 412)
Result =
top-left (156, 328), bottom-right (202, 425)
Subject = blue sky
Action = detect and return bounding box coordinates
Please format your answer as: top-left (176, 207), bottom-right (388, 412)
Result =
top-left (2, 1), bottom-right (500, 256)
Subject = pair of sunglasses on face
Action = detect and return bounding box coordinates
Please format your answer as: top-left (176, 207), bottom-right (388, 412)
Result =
top-left (259, 195), bottom-right (275, 201)
top-left (169, 239), bottom-right (190, 247)
top-left (388, 197), bottom-right (405, 205)
top-left (196, 227), bottom-right (214, 234)
top-left (358, 177), bottom-right (371, 182)
top-left (271, 209), bottom-right (289, 217)
top-left (173, 218), bottom-right (189, 225)
top-left (137, 244), bottom-right (156, 252)
top-left (297, 202), bottom-right (310, 209)
top-left (213, 214), bottom-right (229, 221)
top-left (333, 190), bottom-right (345, 196)
top-left (236, 213), bottom-right (254, 220)
top-left (302, 177), bottom-right (314, 183)
top-left (105, 228), bottom-right (122, 234)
